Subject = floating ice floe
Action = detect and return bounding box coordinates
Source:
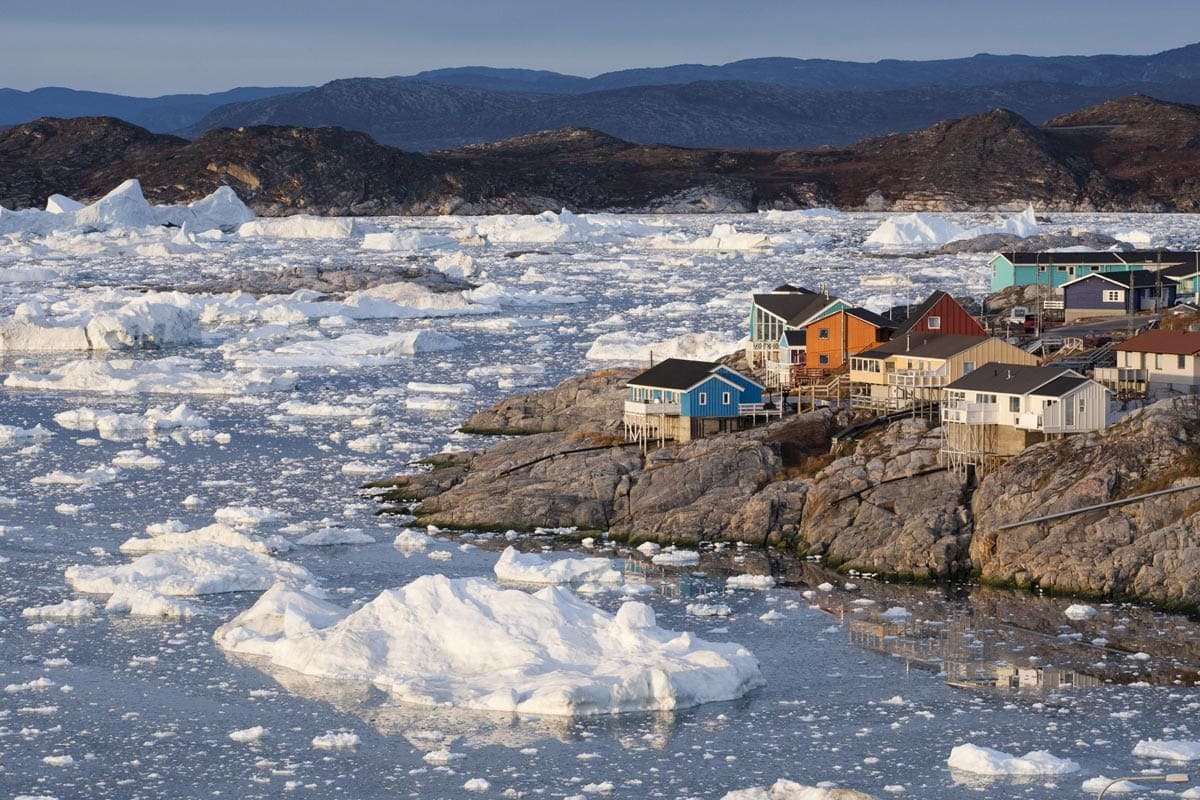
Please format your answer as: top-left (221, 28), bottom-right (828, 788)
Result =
top-left (119, 522), bottom-right (290, 556)
top-left (54, 403), bottom-right (210, 441)
top-left (586, 330), bottom-right (742, 363)
top-left (0, 293), bottom-right (201, 354)
top-left (75, 179), bottom-right (158, 231)
top-left (762, 208), bottom-right (848, 222)
top-left (312, 731), bottom-right (360, 750)
top-left (0, 423), bottom-right (53, 446)
top-left (1132, 739), bottom-right (1200, 760)
top-left (237, 215), bottom-right (358, 239)
top-left (721, 779), bottom-right (874, 800)
top-left (726, 575), bottom-right (775, 590)
top-left (1079, 776), bottom-right (1146, 794)
top-left (213, 506), bottom-right (285, 528)
top-left (296, 528), bottom-right (376, 546)
top-left (946, 744), bottom-right (1079, 776)
top-left (214, 575), bottom-right (763, 716)
top-left (651, 549), bottom-right (701, 567)
top-left (4, 357), bottom-right (298, 396)
top-left (493, 546), bottom-right (622, 585)
top-left (687, 603), bottom-right (732, 617)
top-left (66, 545), bottom-right (315, 596)
top-left (229, 726), bottom-right (269, 743)
top-left (104, 587), bottom-right (199, 618)
top-left (228, 329), bottom-right (462, 370)
top-left (21, 599), bottom-right (98, 620)
top-left (864, 206), bottom-right (1038, 247)
top-left (394, 528), bottom-right (435, 555)
top-left (361, 230), bottom-right (457, 251)
top-left (471, 209), bottom-right (650, 244)
top-left (46, 194), bottom-right (85, 214)
top-left (1064, 603), bottom-right (1097, 621)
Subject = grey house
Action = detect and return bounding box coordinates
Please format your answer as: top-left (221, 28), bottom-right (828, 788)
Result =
top-left (1060, 271), bottom-right (1178, 322)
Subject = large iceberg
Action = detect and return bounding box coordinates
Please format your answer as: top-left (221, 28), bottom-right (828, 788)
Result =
top-left (864, 206), bottom-right (1038, 247)
top-left (237, 215), bottom-right (357, 239)
top-left (214, 575), bottom-right (763, 716)
top-left (74, 179), bottom-right (158, 231)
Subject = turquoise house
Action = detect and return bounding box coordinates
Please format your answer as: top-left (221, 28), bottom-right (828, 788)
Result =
top-left (988, 250), bottom-right (1200, 293)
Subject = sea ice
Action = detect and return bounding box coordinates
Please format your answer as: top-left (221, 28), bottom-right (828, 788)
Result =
top-left (946, 744), bottom-right (1080, 775)
top-left (721, 780), bottom-right (873, 799)
top-left (237, 215), bottom-right (358, 239)
top-left (726, 575), bottom-right (775, 590)
top-left (1132, 739), bottom-right (1200, 760)
top-left (213, 576), bottom-right (763, 716)
top-left (65, 545), bottom-right (316, 596)
top-left (493, 546), bottom-right (622, 585)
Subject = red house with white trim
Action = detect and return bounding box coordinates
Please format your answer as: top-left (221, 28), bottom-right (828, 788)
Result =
top-left (892, 290), bottom-right (985, 338)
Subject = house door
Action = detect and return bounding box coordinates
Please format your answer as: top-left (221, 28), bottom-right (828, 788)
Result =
top-left (1064, 398), bottom-right (1075, 427)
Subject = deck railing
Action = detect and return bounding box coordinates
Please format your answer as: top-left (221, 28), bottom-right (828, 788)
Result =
top-left (624, 400), bottom-right (681, 416)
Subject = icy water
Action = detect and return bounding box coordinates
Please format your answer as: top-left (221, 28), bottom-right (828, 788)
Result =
top-left (4, 208), bottom-right (1200, 799)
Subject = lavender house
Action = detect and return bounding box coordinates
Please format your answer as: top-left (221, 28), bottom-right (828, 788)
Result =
top-left (1060, 271), bottom-right (1178, 323)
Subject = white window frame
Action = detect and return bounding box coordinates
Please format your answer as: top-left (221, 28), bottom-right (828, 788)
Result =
top-left (698, 392), bottom-right (707, 405)
top-left (721, 391), bottom-right (731, 405)
top-left (1102, 289), bottom-right (1125, 303)
top-left (818, 328), bottom-right (830, 340)
top-left (927, 315), bottom-right (941, 330)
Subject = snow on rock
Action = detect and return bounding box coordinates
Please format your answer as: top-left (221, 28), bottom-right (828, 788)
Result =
top-left (721, 779), bottom-right (874, 800)
top-left (726, 575), bottom-right (775, 590)
top-left (312, 731), bottom-right (360, 750)
top-left (65, 545), bottom-right (315, 596)
top-left (296, 528), bottom-right (376, 546)
top-left (104, 587), bottom-right (199, 618)
top-left (361, 230), bottom-right (456, 251)
top-left (213, 576), bottom-right (763, 716)
top-left (5, 357), bottom-right (297, 396)
top-left (21, 599), bottom-right (98, 620)
top-left (74, 179), bottom-right (157, 231)
top-left (1064, 604), bottom-right (1097, 621)
top-left (586, 330), bottom-right (741, 363)
top-left (237, 216), bottom-right (358, 239)
top-left (946, 744), bottom-right (1080, 776)
top-left (493, 546), bottom-right (622, 585)
top-left (1132, 739), bottom-right (1200, 760)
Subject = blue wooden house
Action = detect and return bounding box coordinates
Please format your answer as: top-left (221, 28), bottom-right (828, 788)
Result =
top-left (624, 358), bottom-right (772, 444)
top-left (1061, 271), bottom-right (1178, 322)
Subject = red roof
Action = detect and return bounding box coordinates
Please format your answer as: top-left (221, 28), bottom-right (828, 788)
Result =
top-left (1113, 329), bottom-right (1200, 355)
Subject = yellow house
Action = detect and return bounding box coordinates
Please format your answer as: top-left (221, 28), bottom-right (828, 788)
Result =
top-left (849, 333), bottom-right (1038, 411)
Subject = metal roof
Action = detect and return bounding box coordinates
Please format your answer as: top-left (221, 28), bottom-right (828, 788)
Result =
top-left (997, 250), bottom-right (1200, 267)
top-left (782, 329), bottom-right (807, 347)
top-left (845, 306), bottom-right (898, 329)
top-left (1113, 329), bottom-right (1200, 356)
top-left (627, 358), bottom-right (721, 390)
top-left (1029, 375), bottom-right (1091, 398)
top-left (890, 290), bottom-right (949, 337)
top-left (946, 364), bottom-right (1081, 395)
top-left (1061, 269), bottom-right (1178, 289)
top-left (752, 291), bottom-right (831, 324)
top-left (859, 333), bottom-right (989, 360)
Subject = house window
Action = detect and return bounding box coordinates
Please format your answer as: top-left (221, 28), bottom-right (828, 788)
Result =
top-left (819, 354), bottom-right (829, 365)
top-left (818, 328), bottom-right (830, 340)
top-left (975, 393), bottom-right (997, 404)
top-left (722, 391), bottom-right (731, 405)
top-left (1180, 355), bottom-right (1187, 370)
top-left (1155, 353), bottom-right (1162, 369)
top-left (927, 316), bottom-right (941, 330)
top-left (698, 392), bottom-right (707, 405)
top-left (963, 361), bottom-right (976, 373)
top-left (1009, 396), bottom-right (1021, 412)
top-left (1102, 289), bottom-right (1125, 303)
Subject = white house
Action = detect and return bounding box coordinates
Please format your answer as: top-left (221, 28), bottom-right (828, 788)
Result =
top-left (1101, 329), bottom-right (1200, 394)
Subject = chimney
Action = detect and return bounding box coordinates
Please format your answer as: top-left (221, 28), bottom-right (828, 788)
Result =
top-left (649, 349), bottom-right (654, 368)
top-left (1006, 369), bottom-right (1012, 380)
top-left (906, 334), bottom-right (911, 352)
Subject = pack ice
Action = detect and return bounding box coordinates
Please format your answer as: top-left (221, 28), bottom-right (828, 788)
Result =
top-left (214, 575), bottom-right (763, 716)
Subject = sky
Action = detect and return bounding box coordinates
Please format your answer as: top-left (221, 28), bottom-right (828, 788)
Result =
top-left (4, 0), bottom-right (1200, 96)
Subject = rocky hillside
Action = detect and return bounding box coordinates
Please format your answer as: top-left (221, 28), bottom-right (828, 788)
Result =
top-left (6, 94), bottom-right (1200, 213)
top-left (372, 370), bottom-right (1200, 609)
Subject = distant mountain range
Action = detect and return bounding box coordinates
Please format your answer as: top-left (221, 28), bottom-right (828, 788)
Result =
top-left (3, 44), bottom-right (1200, 150)
top-left (5, 94), bottom-right (1200, 215)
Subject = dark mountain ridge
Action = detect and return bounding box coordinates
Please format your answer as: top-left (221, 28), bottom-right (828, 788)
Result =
top-left (3, 94), bottom-right (1199, 215)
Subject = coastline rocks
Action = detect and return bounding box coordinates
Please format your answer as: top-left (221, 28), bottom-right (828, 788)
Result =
top-left (798, 418), bottom-right (973, 578)
top-left (459, 368), bottom-right (637, 435)
top-left (971, 398), bottom-right (1200, 605)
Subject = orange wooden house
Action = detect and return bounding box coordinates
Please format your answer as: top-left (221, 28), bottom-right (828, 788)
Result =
top-left (769, 306), bottom-right (895, 386)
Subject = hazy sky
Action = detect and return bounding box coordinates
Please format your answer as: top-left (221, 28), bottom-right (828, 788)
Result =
top-left (4, 0), bottom-right (1199, 95)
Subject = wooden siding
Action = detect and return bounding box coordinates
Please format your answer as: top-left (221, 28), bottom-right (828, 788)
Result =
top-left (714, 367), bottom-right (764, 403)
top-left (907, 295), bottom-right (986, 337)
top-left (804, 311), bottom-right (890, 371)
top-left (948, 340), bottom-right (1038, 379)
top-left (681, 375), bottom-right (743, 417)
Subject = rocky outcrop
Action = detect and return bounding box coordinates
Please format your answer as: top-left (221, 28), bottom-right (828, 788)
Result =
top-left (971, 398), bottom-right (1200, 606)
top-left (798, 419), bottom-right (973, 579)
top-left (9, 95), bottom-right (1200, 213)
top-left (458, 368), bottom-right (637, 435)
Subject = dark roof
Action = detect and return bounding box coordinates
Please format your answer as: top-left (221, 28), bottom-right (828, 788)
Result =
top-left (753, 291), bottom-right (832, 324)
top-left (1063, 269), bottom-right (1177, 289)
top-left (859, 333), bottom-right (988, 360)
top-left (845, 307), bottom-right (897, 329)
top-left (891, 290), bottom-right (949, 337)
top-left (946, 364), bottom-right (1082, 395)
top-left (772, 283), bottom-right (811, 293)
top-left (782, 329), bottom-right (806, 347)
top-left (627, 358), bottom-right (721, 391)
top-left (1030, 375), bottom-right (1090, 398)
top-left (1158, 263), bottom-right (1200, 279)
top-left (997, 250), bottom-right (1200, 267)
top-left (1113, 329), bottom-right (1200, 355)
